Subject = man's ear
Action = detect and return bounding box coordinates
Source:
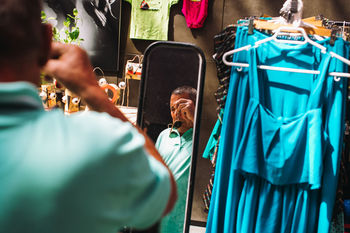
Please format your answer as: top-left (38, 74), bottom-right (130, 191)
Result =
top-left (38, 23), bottom-right (52, 67)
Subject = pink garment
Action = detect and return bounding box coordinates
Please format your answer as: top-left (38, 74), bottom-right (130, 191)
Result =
top-left (182, 0), bottom-right (208, 28)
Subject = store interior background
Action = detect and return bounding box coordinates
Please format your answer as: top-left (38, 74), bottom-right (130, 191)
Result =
top-left (106, 0), bottom-right (350, 226)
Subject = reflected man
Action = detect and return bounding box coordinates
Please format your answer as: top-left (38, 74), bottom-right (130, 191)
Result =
top-left (155, 86), bottom-right (197, 233)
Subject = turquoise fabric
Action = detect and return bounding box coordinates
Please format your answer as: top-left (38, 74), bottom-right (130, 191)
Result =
top-left (202, 109), bottom-right (223, 160)
top-left (206, 27), bottom-right (349, 233)
top-left (155, 128), bottom-right (193, 233)
top-left (0, 82), bottom-right (171, 233)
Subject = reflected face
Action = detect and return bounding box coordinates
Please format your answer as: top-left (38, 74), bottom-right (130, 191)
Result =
top-left (170, 93), bottom-right (194, 135)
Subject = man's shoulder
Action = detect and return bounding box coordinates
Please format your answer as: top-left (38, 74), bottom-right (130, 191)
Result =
top-left (41, 110), bottom-right (144, 155)
top-left (47, 110), bottom-right (130, 133)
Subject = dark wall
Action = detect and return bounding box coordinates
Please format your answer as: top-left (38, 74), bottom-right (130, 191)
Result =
top-left (43, 0), bottom-right (122, 75)
top-left (120, 0), bottom-right (350, 223)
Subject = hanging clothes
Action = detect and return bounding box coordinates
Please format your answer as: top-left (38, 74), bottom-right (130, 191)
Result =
top-left (212, 25), bottom-right (237, 113)
top-left (201, 26), bottom-right (237, 212)
top-left (182, 0), bottom-right (208, 28)
top-left (124, 0), bottom-right (178, 40)
top-left (203, 110), bottom-right (223, 160)
top-left (330, 131), bottom-right (350, 233)
top-left (206, 26), bottom-right (349, 233)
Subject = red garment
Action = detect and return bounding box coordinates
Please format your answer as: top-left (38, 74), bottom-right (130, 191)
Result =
top-left (182, 0), bottom-right (208, 28)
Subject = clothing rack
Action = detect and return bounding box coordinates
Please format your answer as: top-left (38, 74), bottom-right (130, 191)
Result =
top-left (322, 18), bottom-right (350, 28)
top-left (206, 19), bottom-right (348, 233)
top-left (320, 16), bottom-right (350, 41)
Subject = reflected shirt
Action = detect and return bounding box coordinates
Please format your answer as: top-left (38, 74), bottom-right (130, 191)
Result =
top-left (155, 128), bottom-right (193, 180)
top-left (0, 82), bottom-right (170, 233)
top-left (155, 127), bottom-right (193, 233)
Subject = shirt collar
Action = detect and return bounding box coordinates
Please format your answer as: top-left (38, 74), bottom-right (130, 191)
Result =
top-left (0, 81), bottom-right (43, 111)
top-left (182, 128), bottom-right (193, 141)
top-left (169, 128), bottom-right (193, 141)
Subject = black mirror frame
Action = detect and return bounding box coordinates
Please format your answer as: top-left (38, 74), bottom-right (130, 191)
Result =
top-left (136, 41), bottom-right (206, 233)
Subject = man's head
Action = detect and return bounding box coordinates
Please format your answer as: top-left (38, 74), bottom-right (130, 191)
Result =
top-left (170, 86), bottom-right (197, 135)
top-left (0, 0), bottom-right (51, 84)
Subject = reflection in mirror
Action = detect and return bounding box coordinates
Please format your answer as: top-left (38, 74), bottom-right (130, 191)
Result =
top-left (154, 86), bottom-right (196, 233)
top-left (137, 42), bottom-right (206, 233)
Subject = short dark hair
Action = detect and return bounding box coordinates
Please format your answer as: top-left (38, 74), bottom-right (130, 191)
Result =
top-left (171, 86), bottom-right (197, 104)
top-left (0, 0), bottom-right (42, 60)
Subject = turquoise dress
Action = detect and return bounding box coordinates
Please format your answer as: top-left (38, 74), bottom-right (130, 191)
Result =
top-left (206, 27), bottom-right (349, 233)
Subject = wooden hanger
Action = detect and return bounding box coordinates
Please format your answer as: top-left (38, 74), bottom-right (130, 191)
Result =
top-left (253, 0), bottom-right (331, 36)
top-left (253, 17), bottom-right (331, 37)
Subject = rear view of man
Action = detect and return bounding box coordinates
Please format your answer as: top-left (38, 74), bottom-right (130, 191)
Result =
top-left (0, 1), bottom-right (176, 233)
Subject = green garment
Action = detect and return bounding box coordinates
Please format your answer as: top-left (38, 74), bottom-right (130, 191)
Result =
top-left (155, 128), bottom-right (193, 233)
top-left (124, 0), bottom-right (178, 40)
top-left (0, 82), bottom-right (170, 233)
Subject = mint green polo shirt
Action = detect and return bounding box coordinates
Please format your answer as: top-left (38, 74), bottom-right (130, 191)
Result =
top-left (155, 128), bottom-right (193, 233)
top-left (124, 0), bottom-right (179, 40)
top-left (0, 82), bottom-right (170, 233)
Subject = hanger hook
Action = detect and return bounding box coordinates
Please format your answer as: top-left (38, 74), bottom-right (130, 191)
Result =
top-left (93, 67), bottom-right (105, 78)
top-left (334, 76), bottom-right (341, 82)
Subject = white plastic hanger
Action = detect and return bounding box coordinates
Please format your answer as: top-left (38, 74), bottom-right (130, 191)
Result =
top-left (222, 26), bottom-right (350, 79)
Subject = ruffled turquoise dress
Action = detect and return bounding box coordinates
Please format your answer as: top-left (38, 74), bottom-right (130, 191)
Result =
top-left (206, 26), bottom-right (349, 233)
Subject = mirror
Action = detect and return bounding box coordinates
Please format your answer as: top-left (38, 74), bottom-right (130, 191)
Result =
top-left (137, 41), bottom-right (206, 233)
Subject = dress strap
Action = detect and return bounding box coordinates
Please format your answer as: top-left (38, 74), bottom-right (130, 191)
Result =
top-left (306, 53), bottom-right (332, 110)
top-left (247, 47), bottom-right (262, 101)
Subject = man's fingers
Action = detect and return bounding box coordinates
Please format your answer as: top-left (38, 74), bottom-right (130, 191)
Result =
top-left (42, 59), bottom-right (62, 77)
top-left (48, 42), bottom-right (69, 59)
top-left (173, 98), bottom-right (191, 106)
top-left (177, 103), bottom-right (187, 110)
top-left (179, 103), bottom-right (194, 110)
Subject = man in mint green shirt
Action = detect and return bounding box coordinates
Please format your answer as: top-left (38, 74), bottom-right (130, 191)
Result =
top-left (155, 86), bottom-right (196, 233)
top-left (0, 1), bottom-right (176, 233)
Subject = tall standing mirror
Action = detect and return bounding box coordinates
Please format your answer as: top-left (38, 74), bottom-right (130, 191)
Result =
top-left (137, 41), bottom-right (206, 233)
